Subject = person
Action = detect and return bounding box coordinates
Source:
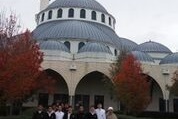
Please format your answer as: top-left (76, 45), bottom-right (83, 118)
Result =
top-left (76, 105), bottom-right (86, 119)
top-left (32, 104), bottom-right (48, 119)
top-left (106, 107), bottom-right (117, 119)
top-left (63, 106), bottom-right (76, 119)
top-left (86, 105), bottom-right (98, 119)
top-left (47, 105), bottom-right (56, 119)
top-left (95, 103), bottom-right (106, 119)
top-left (55, 105), bottom-right (64, 119)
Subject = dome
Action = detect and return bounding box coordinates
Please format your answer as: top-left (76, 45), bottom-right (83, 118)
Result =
top-left (78, 42), bottom-right (112, 54)
top-left (45, 0), bottom-right (108, 14)
top-left (131, 51), bottom-right (154, 63)
top-left (33, 20), bottom-right (121, 49)
top-left (160, 52), bottom-right (178, 64)
top-left (119, 37), bottom-right (138, 51)
top-left (134, 41), bottom-right (172, 54)
top-left (40, 40), bottom-right (70, 52)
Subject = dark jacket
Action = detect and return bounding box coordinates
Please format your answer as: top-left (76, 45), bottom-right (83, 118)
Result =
top-left (75, 112), bottom-right (86, 119)
top-left (47, 112), bottom-right (56, 119)
top-left (32, 111), bottom-right (48, 119)
top-left (63, 113), bottom-right (76, 119)
top-left (85, 112), bottom-right (98, 119)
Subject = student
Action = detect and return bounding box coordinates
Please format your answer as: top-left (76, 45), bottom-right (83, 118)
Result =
top-left (32, 104), bottom-right (47, 119)
top-left (63, 106), bottom-right (76, 119)
top-left (47, 105), bottom-right (56, 119)
top-left (95, 103), bottom-right (106, 119)
top-left (55, 105), bottom-right (64, 119)
top-left (86, 105), bottom-right (98, 119)
top-left (106, 107), bottom-right (117, 119)
top-left (76, 105), bottom-right (86, 119)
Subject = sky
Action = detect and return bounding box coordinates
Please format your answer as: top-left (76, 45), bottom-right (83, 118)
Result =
top-left (1, 0), bottom-right (178, 52)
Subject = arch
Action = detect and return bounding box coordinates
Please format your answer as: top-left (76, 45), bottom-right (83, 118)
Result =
top-left (75, 71), bottom-right (115, 110)
top-left (78, 42), bottom-right (85, 51)
top-left (38, 69), bottom-right (69, 107)
top-left (142, 74), bottom-right (165, 112)
top-left (64, 41), bottom-right (70, 51)
top-left (48, 10), bottom-right (53, 19)
top-left (68, 8), bottom-right (74, 18)
top-left (80, 9), bottom-right (86, 18)
top-left (109, 17), bottom-right (111, 26)
top-left (101, 14), bottom-right (105, 23)
top-left (91, 11), bottom-right (97, 20)
top-left (41, 13), bottom-right (45, 22)
top-left (57, 8), bottom-right (63, 18)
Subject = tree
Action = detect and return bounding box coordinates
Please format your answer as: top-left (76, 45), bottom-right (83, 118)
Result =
top-left (113, 54), bottom-right (150, 115)
top-left (0, 13), bottom-right (56, 115)
top-left (169, 70), bottom-right (178, 96)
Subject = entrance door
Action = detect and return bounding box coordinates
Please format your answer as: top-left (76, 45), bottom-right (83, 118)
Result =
top-left (38, 93), bottom-right (49, 108)
top-left (94, 95), bottom-right (104, 108)
top-left (159, 98), bottom-right (165, 112)
top-left (173, 99), bottom-right (178, 112)
top-left (75, 95), bottom-right (90, 111)
top-left (53, 94), bottom-right (69, 104)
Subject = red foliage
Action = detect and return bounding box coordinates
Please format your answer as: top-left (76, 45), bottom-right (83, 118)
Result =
top-left (114, 54), bottom-right (150, 114)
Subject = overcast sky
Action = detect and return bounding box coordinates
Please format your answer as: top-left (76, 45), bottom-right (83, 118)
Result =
top-left (1, 0), bottom-right (178, 52)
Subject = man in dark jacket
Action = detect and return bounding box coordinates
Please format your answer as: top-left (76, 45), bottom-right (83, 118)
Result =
top-left (85, 105), bottom-right (98, 119)
top-left (32, 104), bottom-right (48, 119)
top-left (63, 106), bottom-right (75, 119)
top-left (75, 105), bottom-right (86, 119)
top-left (47, 105), bottom-right (56, 119)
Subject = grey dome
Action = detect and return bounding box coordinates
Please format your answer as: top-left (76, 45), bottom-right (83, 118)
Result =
top-left (131, 51), bottom-right (154, 63)
top-left (160, 52), bottom-right (178, 64)
top-left (120, 37), bottom-right (138, 51)
top-left (33, 20), bottom-right (121, 49)
top-left (45, 0), bottom-right (108, 14)
top-left (134, 41), bottom-right (172, 53)
top-left (40, 40), bottom-right (70, 52)
top-left (78, 42), bottom-right (112, 54)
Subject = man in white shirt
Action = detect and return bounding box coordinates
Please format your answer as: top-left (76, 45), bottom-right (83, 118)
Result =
top-left (55, 105), bottom-right (64, 119)
top-left (95, 103), bottom-right (106, 119)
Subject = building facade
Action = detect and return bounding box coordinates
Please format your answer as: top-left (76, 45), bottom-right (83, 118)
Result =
top-left (24, 0), bottom-right (178, 113)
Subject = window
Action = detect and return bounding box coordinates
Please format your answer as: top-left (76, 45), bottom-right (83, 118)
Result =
top-left (109, 17), bottom-right (111, 26)
top-left (101, 14), bottom-right (105, 23)
top-left (80, 9), bottom-right (86, 18)
top-left (57, 9), bottom-right (63, 18)
top-left (64, 41), bottom-right (71, 50)
top-left (78, 42), bottom-right (85, 51)
top-left (48, 10), bottom-right (53, 19)
top-left (114, 49), bottom-right (117, 56)
top-left (91, 11), bottom-right (96, 20)
top-left (68, 8), bottom-right (74, 18)
top-left (41, 13), bottom-right (45, 22)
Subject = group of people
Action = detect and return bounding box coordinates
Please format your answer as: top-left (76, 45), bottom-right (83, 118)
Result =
top-left (32, 103), bottom-right (118, 119)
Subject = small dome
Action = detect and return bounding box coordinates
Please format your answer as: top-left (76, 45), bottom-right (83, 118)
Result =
top-left (78, 42), bottom-right (112, 54)
top-left (45, 0), bottom-right (108, 14)
top-left (131, 51), bottom-right (154, 63)
top-left (119, 37), bottom-right (138, 51)
top-left (40, 40), bottom-right (70, 52)
top-left (160, 52), bottom-right (178, 64)
top-left (134, 41), bottom-right (172, 54)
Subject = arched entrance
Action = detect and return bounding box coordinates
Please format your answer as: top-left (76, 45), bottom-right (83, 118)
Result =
top-left (38, 69), bottom-right (69, 107)
top-left (75, 71), bottom-right (117, 110)
top-left (144, 74), bottom-right (164, 112)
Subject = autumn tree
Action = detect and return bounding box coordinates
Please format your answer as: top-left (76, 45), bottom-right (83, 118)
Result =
top-left (169, 70), bottom-right (178, 96)
top-left (0, 13), bottom-right (56, 115)
top-left (113, 53), bottom-right (150, 115)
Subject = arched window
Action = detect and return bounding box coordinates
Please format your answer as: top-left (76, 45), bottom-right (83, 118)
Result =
top-left (91, 11), bottom-right (96, 20)
top-left (48, 10), bottom-right (53, 20)
top-left (64, 41), bottom-right (70, 50)
top-left (80, 9), bottom-right (86, 18)
top-left (41, 13), bottom-right (45, 22)
top-left (114, 49), bottom-right (117, 56)
top-left (109, 17), bottom-right (111, 26)
top-left (78, 42), bottom-right (85, 51)
top-left (68, 8), bottom-right (74, 18)
top-left (101, 14), bottom-right (105, 23)
top-left (57, 9), bottom-right (63, 18)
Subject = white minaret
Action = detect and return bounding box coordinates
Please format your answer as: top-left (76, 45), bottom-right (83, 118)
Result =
top-left (40, 0), bottom-right (50, 11)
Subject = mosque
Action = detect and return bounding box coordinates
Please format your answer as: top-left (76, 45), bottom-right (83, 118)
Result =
top-left (24, 0), bottom-right (178, 113)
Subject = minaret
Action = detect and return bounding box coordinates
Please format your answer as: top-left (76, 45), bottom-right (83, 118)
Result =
top-left (40, 0), bottom-right (49, 11)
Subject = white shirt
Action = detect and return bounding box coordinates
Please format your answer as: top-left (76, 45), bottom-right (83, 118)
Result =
top-left (55, 111), bottom-right (64, 119)
top-left (95, 108), bottom-right (106, 119)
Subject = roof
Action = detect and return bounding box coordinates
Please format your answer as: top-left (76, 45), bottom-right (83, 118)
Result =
top-left (78, 42), bottom-right (112, 54)
top-left (119, 37), bottom-right (138, 51)
top-left (45, 0), bottom-right (108, 14)
top-left (33, 20), bottom-right (121, 49)
top-left (160, 52), bottom-right (178, 64)
top-left (134, 41), bottom-right (172, 54)
top-left (40, 40), bottom-right (70, 52)
top-left (131, 51), bottom-right (154, 63)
